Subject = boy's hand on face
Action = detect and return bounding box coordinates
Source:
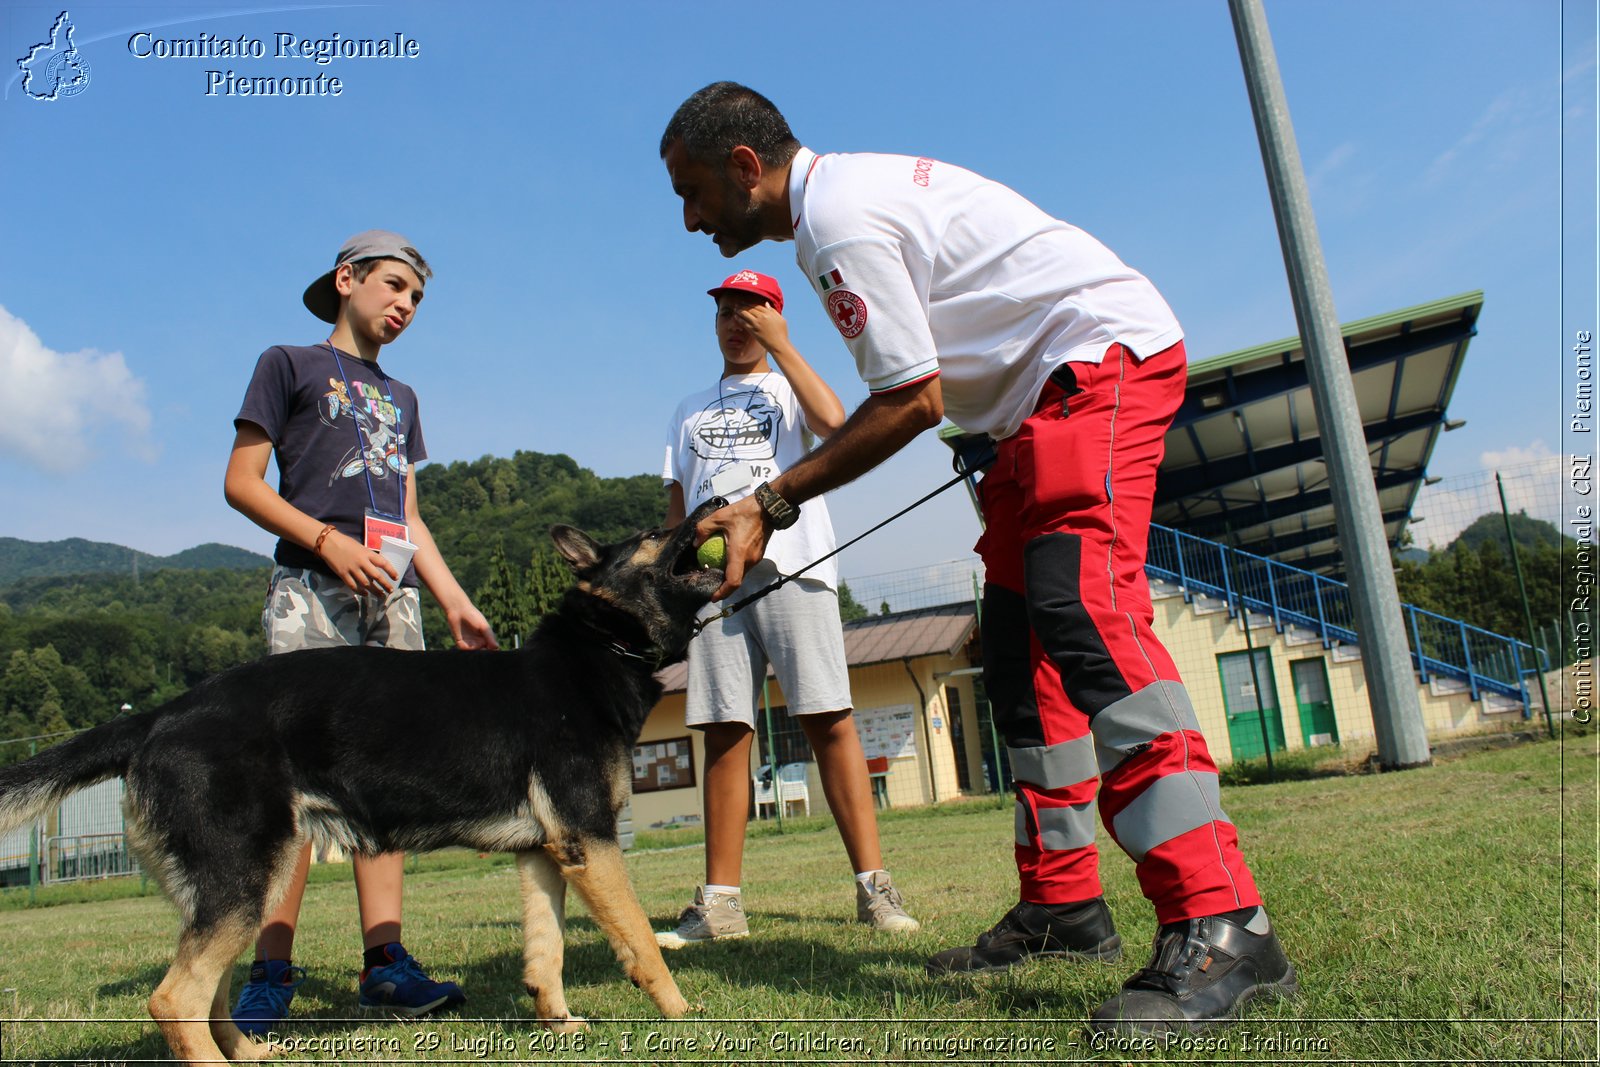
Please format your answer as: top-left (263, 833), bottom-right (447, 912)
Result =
top-left (320, 531), bottom-right (398, 597)
top-left (736, 304), bottom-right (790, 356)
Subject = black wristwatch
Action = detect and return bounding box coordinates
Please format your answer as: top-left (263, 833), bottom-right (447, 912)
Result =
top-left (753, 481), bottom-right (800, 530)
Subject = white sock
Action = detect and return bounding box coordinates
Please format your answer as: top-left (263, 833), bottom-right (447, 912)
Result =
top-left (855, 869), bottom-right (887, 886)
top-left (704, 883), bottom-right (740, 898)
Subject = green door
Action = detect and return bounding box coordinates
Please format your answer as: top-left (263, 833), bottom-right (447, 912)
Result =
top-left (1218, 650), bottom-right (1286, 761)
top-left (1291, 658), bottom-right (1339, 747)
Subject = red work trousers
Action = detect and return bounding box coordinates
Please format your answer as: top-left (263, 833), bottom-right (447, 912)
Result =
top-left (975, 340), bottom-right (1260, 923)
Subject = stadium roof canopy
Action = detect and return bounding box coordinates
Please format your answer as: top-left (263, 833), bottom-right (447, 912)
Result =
top-left (1152, 291), bottom-right (1481, 576)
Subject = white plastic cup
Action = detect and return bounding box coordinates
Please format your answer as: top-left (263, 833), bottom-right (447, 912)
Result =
top-left (379, 535), bottom-right (416, 581)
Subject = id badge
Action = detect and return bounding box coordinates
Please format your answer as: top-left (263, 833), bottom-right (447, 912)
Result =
top-left (709, 465), bottom-right (752, 500)
top-left (363, 509), bottom-right (409, 550)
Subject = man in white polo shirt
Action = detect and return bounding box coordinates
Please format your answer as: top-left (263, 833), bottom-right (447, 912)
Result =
top-left (659, 82), bottom-right (1298, 1036)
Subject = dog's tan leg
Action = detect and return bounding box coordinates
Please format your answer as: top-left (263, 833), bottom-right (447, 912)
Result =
top-left (547, 839), bottom-right (689, 1019)
top-left (209, 970), bottom-right (276, 1062)
top-left (150, 919), bottom-right (257, 1065)
top-left (516, 849), bottom-right (584, 1032)
top-left (207, 837), bottom-right (303, 1061)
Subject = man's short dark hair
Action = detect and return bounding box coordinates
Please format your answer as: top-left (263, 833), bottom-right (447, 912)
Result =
top-left (660, 81), bottom-right (800, 168)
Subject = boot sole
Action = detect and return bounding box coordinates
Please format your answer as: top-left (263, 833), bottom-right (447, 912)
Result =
top-left (655, 929), bottom-right (750, 950)
top-left (927, 934), bottom-right (1123, 975)
top-left (1088, 962), bottom-right (1300, 1035)
top-left (1201, 962), bottom-right (1301, 1031)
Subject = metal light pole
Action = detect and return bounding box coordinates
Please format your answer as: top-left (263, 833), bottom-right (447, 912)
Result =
top-left (1229, 0), bottom-right (1431, 768)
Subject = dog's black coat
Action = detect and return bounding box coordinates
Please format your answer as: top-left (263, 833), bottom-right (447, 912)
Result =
top-left (0, 508), bottom-right (722, 1063)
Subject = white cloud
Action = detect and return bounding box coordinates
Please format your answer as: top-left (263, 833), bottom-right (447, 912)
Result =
top-left (1411, 441), bottom-right (1565, 549)
top-left (1307, 140), bottom-right (1358, 195)
top-left (1421, 83), bottom-right (1543, 188)
top-left (0, 304), bottom-right (155, 472)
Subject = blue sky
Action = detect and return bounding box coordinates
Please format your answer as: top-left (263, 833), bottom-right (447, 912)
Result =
top-left (0, 0), bottom-right (1593, 582)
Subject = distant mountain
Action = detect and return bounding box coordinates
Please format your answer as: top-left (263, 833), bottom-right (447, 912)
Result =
top-left (0, 537), bottom-right (272, 586)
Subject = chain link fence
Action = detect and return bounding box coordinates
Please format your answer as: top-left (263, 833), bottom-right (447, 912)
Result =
top-left (1408, 454), bottom-right (1587, 716)
top-left (0, 734), bottom-right (139, 896)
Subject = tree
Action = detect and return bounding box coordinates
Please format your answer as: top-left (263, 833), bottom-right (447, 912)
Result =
top-left (527, 546), bottom-right (573, 622)
top-left (837, 582), bottom-right (869, 623)
top-left (1393, 512), bottom-right (1577, 666)
top-left (475, 540), bottom-right (533, 647)
top-left (181, 625), bottom-right (257, 682)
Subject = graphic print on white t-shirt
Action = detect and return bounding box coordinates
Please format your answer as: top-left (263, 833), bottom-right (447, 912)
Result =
top-left (687, 384), bottom-right (782, 501)
top-left (691, 386), bottom-right (780, 464)
top-left (666, 373), bottom-right (838, 589)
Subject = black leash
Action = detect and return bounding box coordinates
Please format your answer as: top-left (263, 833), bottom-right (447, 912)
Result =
top-left (692, 444), bottom-right (995, 636)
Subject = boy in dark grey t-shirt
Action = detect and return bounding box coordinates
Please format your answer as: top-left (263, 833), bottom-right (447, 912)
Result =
top-left (223, 231), bottom-right (496, 1035)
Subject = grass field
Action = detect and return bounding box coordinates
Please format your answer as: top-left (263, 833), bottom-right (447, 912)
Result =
top-left (0, 734), bottom-right (1594, 1064)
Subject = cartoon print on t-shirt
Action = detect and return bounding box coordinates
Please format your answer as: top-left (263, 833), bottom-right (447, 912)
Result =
top-left (690, 388), bottom-right (780, 462)
top-left (319, 376), bottom-right (408, 486)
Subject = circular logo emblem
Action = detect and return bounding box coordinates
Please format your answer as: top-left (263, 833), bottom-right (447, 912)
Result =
top-left (45, 50), bottom-right (91, 99)
top-left (826, 290), bottom-right (867, 339)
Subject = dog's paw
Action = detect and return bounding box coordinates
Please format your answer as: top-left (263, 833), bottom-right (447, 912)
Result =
top-left (226, 1036), bottom-right (281, 1062)
top-left (544, 1014), bottom-right (588, 1035)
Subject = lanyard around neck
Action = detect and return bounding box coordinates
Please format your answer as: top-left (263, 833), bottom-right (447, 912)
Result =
top-left (327, 343), bottom-right (406, 519)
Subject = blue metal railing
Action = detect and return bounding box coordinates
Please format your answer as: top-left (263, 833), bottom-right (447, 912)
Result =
top-left (1146, 524), bottom-right (1547, 711)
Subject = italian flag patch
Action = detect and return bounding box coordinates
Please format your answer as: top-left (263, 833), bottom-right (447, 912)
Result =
top-left (817, 268), bottom-right (844, 291)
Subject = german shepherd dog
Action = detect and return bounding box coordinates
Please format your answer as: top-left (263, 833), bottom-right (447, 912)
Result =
top-left (0, 505), bottom-right (728, 1064)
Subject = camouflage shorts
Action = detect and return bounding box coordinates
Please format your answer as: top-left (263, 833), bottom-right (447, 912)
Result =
top-left (263, 567), bottom-right (424, 655)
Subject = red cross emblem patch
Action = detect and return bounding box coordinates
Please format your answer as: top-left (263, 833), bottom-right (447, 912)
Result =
top-left (826, 289), bottom-right (868, 339)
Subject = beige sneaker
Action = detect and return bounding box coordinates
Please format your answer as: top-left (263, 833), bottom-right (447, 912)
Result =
top-left (857, 871), bottom-right (920, 933)
top-left (655, 886), bottom-right (750, 949)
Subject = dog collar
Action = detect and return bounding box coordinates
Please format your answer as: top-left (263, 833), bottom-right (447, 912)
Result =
top-left (600, 639), bottom-right (663, 669)
top-left (568, 617), bottom-right (666, 670)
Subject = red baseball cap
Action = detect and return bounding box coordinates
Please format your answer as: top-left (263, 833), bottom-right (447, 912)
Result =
top-left (707, 269), bottom-right (783, 313)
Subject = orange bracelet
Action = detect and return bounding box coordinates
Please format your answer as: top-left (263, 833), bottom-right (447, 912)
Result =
top-left (312, 523), bottom-right (337, 556)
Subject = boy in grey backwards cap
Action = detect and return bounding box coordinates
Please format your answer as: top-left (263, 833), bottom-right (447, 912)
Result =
top-left (223, 230), bottom-right (497, 1034)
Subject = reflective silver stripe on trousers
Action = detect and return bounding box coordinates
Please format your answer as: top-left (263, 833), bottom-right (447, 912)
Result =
top-left (1111, 771), bottom-right (1232, 862)
top-left (1014, 799), bottom-right (1098, 851)
top-left (1092, 680), bottom-right (1202, 774)
top-left (1008, 735), bottom-right (1098, 790)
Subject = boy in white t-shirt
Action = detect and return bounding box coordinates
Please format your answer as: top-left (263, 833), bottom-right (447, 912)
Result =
top-left (656, 270), bottom-right (918, 946)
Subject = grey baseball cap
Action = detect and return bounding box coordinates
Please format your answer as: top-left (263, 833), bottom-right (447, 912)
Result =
top-left (302, 230), bottom-right (430, 324)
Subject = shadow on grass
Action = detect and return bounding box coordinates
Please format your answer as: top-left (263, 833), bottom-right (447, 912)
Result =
top-left (70, 913), bottom-right (1108, 1061)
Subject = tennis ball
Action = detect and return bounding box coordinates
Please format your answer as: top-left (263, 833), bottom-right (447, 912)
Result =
top-left (697, 535), bottom-right (728, 569)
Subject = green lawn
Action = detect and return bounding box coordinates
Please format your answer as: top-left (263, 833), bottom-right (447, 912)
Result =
top-left (0, 735), bottom-right (1594, 1064)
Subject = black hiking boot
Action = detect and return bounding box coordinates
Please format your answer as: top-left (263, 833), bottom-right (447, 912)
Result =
top-left (925, 898), bottom-right (1122, 975)
top-left (1089, 907), bottom-right (1298, 1034)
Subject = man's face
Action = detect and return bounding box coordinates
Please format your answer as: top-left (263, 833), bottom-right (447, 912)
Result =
top-left (716, 292), bottom-right (768, 366)
top-left (339, 259), bottom-right (424, 345)
top-left (664, 140), bottom-right (764, 259)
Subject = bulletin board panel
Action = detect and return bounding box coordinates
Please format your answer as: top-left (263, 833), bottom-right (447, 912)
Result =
top-left (632, 736), bottom-right (696, 793)
top-left (854, 705), bottom-right (919, 762)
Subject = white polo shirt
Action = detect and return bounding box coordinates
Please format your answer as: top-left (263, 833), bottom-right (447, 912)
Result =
top-left (788, 146), bottom-right (1184, 440)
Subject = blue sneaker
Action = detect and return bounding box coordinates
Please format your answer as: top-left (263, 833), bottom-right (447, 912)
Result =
top-left (232, 959), bottom-right (306, 1037)
top-left (358, 943), bottom-right (466, 1017)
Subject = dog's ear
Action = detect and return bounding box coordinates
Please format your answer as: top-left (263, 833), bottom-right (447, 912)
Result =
top-left (550, 525), bottom-right (603, 571)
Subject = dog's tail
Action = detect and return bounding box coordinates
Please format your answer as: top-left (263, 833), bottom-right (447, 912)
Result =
top-left (0, 713), bottom-right (156, 834)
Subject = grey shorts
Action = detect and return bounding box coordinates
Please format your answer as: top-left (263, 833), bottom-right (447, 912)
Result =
top-left (685, 558), bottom-right (852, 728)
top-left (263, 567), bottom-right (424, 655)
